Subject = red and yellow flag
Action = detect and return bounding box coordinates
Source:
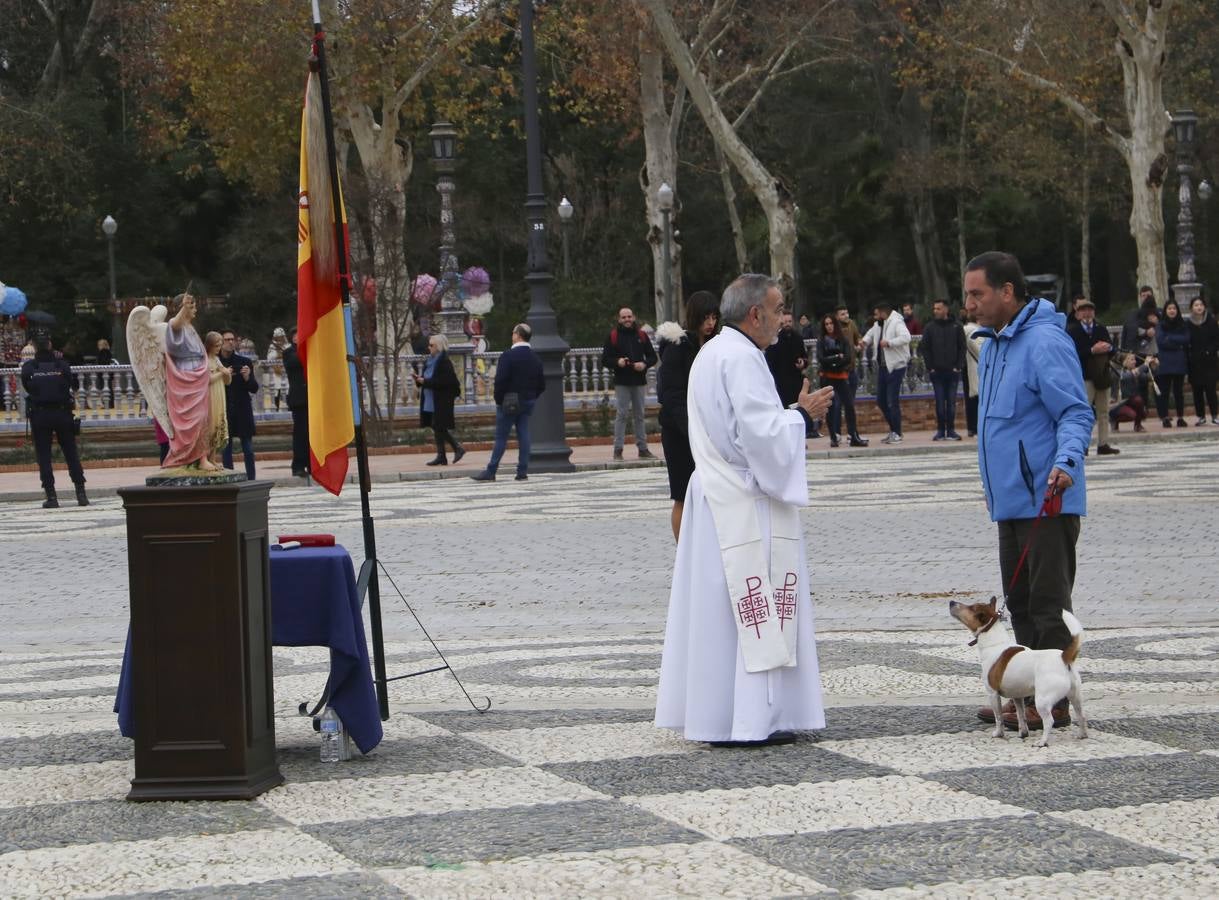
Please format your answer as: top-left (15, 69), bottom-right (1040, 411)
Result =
top-left (296, 68), bottom-right (354, 496)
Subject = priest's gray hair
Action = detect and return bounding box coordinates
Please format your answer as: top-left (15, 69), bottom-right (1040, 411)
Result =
top-left (720, 274), bottom-right (778, 325)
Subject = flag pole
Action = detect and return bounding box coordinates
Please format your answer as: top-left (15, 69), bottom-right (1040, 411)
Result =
top-left (310, 1), bottom-right (390, 721)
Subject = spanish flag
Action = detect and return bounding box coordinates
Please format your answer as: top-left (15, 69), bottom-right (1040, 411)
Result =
top-left (296, 65), bottom-right (354, 496)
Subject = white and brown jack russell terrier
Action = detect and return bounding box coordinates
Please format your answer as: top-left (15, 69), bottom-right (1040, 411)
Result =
top-left (949, 597), bottom-right (1088, 748)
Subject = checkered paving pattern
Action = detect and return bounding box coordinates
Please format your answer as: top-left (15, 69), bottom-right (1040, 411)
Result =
top-left (2, 629), bottom-right (1217, 898)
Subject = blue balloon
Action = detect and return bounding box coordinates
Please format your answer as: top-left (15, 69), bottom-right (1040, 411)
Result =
top-left (1, 286), bottom-right (29, 316)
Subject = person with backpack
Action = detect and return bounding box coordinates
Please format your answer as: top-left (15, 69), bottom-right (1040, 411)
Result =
top-left (601, 307), bottom-right (657, 460)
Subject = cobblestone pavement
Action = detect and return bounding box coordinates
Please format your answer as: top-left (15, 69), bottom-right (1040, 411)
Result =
top-left (1, 443), bottom-right (1217, 896)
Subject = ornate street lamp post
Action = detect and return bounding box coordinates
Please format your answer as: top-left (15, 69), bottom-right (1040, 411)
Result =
top-left (102, 214), bottom-right (127, 361)
top-left (1171, 108), bottom-right (1204, 308)
top-left (657, 182), bottom-right (674, 323)
top-left (520, 0), bottom-right (573, 472)
top-left (558, 196), bottom-right (573, 278)
top-left (429, 121), bottom-right (470, 350)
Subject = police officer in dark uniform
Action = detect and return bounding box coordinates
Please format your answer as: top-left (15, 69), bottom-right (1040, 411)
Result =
top-left (282, 327), bottom-right (310, 477)
top-left (21, 337), bottom-right (89, 508)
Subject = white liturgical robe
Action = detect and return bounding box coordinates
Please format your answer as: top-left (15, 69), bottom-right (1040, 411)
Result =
top-left (654, 325), bottom-right (826, 742)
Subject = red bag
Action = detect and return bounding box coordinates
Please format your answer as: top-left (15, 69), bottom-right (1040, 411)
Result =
top-left (277, 534), bottom-right (335, 547)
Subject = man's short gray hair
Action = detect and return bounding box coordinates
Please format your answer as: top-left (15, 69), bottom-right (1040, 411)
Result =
top-left (720, 274), bottom-right (778, 325)
top-left (513, 323), bottom-right (532, 341)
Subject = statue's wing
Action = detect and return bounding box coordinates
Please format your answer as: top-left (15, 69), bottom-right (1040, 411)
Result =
top-left (127, 305), bottom-right (173, 438)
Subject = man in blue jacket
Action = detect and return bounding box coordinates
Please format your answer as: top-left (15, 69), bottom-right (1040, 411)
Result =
top-left (965, 251), bottom-right (1094, 731)
top-left (471, 323), bottom-right (546, 482)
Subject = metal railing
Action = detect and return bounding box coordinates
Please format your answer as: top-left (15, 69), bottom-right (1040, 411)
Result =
top-left (11, 330), bottom-right (1112, 429)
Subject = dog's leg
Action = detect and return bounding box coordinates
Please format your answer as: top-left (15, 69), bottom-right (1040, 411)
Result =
top-left (989, 690), bottom-right (1005, 739)
top-left (1034, 696), bottom-right (1054, 748)
top-left (1013, 697), bottom-right (1030, 739)
top-left (1069, 670), bottom-right (1088, 739)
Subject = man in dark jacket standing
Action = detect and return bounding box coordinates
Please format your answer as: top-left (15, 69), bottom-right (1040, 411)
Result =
top-left (766, 308), bottom-right (815, 436)
top-left (282, 327), bottom-right (309, 477)
top-left (919, 299), bottom-right (967, 440)
top-left (601, 307), bottom-right (657, 460)
top-left (219, 329), bottom-right (259, 480)
top-left (21, 337), bottom-right (88, 508)
top-left (1066, 296), bottom-right (1118, 456)
top-left (472, 323), bottom-right (546, 482)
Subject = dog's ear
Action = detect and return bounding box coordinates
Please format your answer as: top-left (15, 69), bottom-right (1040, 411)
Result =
top-left (987, 595), bottom-right (998, 609)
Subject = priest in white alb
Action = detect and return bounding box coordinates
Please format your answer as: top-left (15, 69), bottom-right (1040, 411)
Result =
top-left (654, 274), bottom-right (835, 746)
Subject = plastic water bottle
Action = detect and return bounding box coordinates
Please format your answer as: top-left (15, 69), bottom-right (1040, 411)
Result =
top-left (319, 706), bottom-right (343, 763)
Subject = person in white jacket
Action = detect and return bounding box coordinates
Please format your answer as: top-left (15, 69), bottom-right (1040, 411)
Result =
top-left (860, 303), bottom-right (912, 442)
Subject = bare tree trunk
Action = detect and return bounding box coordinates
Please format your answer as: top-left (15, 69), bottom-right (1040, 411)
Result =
top-left (957, 193), bottom-right (968, 293)
top-left (1080, 165), bottom-right (1092, 302)
top-left (639, 31), bottom-right (684, 325)
top-left (906, 191), bottom-right (949, 301)
top-left (715, 142), bottom-right (748, 272)
top-left (641, 0), bottom-right (797, 287)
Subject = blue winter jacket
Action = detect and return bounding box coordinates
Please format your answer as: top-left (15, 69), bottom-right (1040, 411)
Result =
top-left (976, 299), bottom-right (1094, 521)
top-left (1154, 320), bottom-right (1190, 375)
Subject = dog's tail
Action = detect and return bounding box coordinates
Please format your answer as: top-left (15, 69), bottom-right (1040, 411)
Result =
top-left (1061, 610), bottom-right (1084, 667)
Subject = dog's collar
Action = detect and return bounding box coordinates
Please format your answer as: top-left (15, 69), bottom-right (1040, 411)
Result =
top-left (967, 615), bottom-right (1002, 647)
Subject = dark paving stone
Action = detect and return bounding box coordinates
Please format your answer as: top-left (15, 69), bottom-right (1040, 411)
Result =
top-left (414, 706), bottom-right (655, 733)
top-left (735, 815), bottom-right (1179, 892)
top-left (543, 743), bottom-right (893, 797)
top-left (930, 751), bottom-right (1219, 811)
top-left (276, 734), bottom-right (520, 784)
top-left (0, 729), bottom-right (130, 769)
top-left (118, 872), bottom-right (404, 899)
top-left (815, 643), bottom-right (976, 678)
top-left (819, 704), bottom-right (982, 740)
top-left (1084, 632), bottom-right (1213, 659)
top-left (425, 650), bottom-right (660, 689)
top-left (0, 686), bottom-right (116, 702)
top-left (304, 798), bottom-right (702, 867)
top-left (1087, 714), bottom-right (1219, 752)
top-left (2, 799), bottom-right (290, 852)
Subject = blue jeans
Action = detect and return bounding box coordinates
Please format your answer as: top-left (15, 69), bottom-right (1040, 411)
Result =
top-left (223, 435), bottom-right (256, 480)
top-left (487, 401), bottom-right (534, 476)
top-left (929, 369), bottom-right (959, 435)
top-left (876, 366), bottom-right (906, 435)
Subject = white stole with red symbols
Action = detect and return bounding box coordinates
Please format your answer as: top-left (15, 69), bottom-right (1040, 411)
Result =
top-left (687, 383), bottom-right (800, 673)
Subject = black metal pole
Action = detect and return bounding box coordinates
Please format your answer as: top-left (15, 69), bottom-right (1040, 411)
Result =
top-left (311, 13), bottom-right (390, 721)
top-left (520, 0), bottom-right (574, 472)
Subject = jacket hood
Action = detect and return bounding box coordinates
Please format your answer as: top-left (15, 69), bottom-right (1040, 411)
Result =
top-left (655, 321), bottom-right (686, 344)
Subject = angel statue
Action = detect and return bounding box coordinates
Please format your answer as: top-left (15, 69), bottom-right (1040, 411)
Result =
top-left (128, 294), bottom-right (220, 472)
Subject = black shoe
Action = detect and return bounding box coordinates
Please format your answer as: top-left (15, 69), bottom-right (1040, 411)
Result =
top-left (452, 447), bottom-right (466, 464)
top-left (1162, 418), bottom-right (1172, 428)
top-left (1097, 444), bottom-right (1120, 455)
top-left (426, 455), bottom-right (447, 466)
top-left (612, 449), bottom-right (624, 461)
top-left (470, 470), bottom-right (495, 481)
top-left (42, 491), bottom-right (59, 509)
top-left (291, 469), bottom-right (308, 477)
top-left (829, 435), bottom-right (839, 447)
top-left (1177, 417), bottom-right (1188, 428)
top-left (515, 473), bottom-right (528, 481)
top-left (75, 485), bottom-right (90, 506)
top-left (809, 430), bottom-right (822, 439)
top-left (709, 730), bottom-right (798, 748)
top-left (932, 432), bottom-right (945, 441)
top-left (946, 432), bottom-right (962, 441)
top-left (848, 435), bottom-right (869, 447)
top-left (638, 448), bottom-right (656, 459)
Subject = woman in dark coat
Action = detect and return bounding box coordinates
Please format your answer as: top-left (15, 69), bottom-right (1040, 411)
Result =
top-left (817, 313), bottom-right (867, 448)
top-left (1186, 295), bottom-right (1219, 424)
top-left (656, 290), bottom-right (720, 541)
top-left (413, 333), bottom-right (465, 465)
top-left (1154, 298), bottom-right (1190, 427)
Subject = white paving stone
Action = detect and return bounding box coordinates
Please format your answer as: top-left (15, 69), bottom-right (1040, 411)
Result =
top-left (1132, 636), bottom-right (1219, 656)
top-left (465, 721), bottom-right (698, 764)
top-left (0, 759), bottom-right (132, 808)
top-left (258, 765), bottom-right (605, 826)
top-left (820, 665), bottom-right (980, 698)
top-left (376, 840), bottom-right (831, 898)
top-left (1051, 797), bottom-right (1219, 861)
top-left (853, 861), bottom-right (1219, 899)
top-left (623, 775), bottom-right (1027, 840)
top-left (519, 660), bottom-right (660, 680)
top-left (820, 729), bottom-right (1179, 775)
top-left (0, 672), bottom-right (121, 697)
top-left (0, 828), bottom-right (357, 898)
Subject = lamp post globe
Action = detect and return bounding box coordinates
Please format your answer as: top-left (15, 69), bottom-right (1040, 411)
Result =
top-left (558, 197), bottom-right (573, 279)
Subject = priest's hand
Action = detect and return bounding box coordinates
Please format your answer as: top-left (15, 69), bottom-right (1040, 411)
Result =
top-left (797, 379), bottom-right (834, 420)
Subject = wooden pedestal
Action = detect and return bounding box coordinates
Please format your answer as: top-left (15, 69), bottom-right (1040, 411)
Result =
top-left (120, 481), bottom-right (284, 801)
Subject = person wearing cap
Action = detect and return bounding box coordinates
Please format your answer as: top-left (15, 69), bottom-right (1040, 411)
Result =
top-left (1067, 294), bottom-right (1118, 456)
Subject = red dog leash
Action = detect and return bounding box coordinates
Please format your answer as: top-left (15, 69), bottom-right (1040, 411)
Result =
top-left (999, 485), bottom-right (1062, 616)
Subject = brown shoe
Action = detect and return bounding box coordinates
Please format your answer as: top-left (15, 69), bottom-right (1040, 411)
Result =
top-left (1002, 699), bottom-right (1071, 731)
top-left (977, 699), bottom-right (1017, 723)
top-left (638, 448), bottom-right (656, 459)
top-left (612, 449), bottom-right (624, 461)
